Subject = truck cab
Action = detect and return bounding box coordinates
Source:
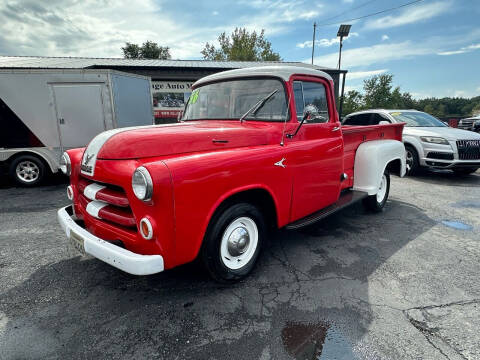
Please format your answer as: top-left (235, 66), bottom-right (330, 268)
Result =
top-left (58, 66), bottom-right (406, 282)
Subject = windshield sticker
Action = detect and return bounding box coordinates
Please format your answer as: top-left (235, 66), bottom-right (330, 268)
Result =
top-left (390, 112), bottom-right (401, 116)
top-left (190, 89), bottom-right (199, 104)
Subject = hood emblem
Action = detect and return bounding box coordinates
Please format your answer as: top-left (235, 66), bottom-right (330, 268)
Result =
top-left (84, 153), bottom-right (94, 165)
top-left (274, 158), bottom-right (286, 168)
top-left (81, 153), bottom-right (95, 175)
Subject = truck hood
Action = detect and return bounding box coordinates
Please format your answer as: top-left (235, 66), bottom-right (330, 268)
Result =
top-left (403, 127), bottom-right (480, 141)
top-left (80, 121), bottom-right (274, 176)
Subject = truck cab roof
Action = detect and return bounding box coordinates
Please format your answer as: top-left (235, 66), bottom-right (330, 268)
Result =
top-left (193, 65), bottom-right (333, 88)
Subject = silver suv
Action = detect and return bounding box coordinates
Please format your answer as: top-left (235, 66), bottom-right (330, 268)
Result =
top-left (343, 109), bottom-right (480, 175)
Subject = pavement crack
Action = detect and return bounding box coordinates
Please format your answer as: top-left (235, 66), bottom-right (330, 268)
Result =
top-left (403, 309), bottom-right (469, 360)
top-left (405, 298), bottom-right (480, 312)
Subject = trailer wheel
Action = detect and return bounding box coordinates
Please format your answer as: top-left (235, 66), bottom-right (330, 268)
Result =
top-left (363, 170), bottom-right (390, 212)
top-left (9, 155), bottom-right (46, 187)
top-left (201, 203), bottom-right (266, 283)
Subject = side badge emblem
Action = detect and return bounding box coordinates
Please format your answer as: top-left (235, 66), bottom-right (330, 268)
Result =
top-left (274, 158), bottom-right (286, 168)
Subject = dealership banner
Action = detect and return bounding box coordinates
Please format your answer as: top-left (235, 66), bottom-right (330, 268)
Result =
top-left (151, 81), bottom-right (193, 120)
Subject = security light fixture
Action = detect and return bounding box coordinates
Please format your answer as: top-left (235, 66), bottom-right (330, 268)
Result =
top-left (337, 24), bottom-right (351, 38)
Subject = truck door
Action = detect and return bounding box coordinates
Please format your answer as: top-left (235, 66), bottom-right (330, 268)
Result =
top-left (288, 77), bottom-right (344, 221)
top-left (52, 84), bottom-right (106, 149)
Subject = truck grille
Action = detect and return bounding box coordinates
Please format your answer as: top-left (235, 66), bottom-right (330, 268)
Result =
top-left (457, 140), bottom-right (480, 160)
top-left (458, 119), bottom-right (474, 130)
top-left (78, 178), bottom-right (136, 229)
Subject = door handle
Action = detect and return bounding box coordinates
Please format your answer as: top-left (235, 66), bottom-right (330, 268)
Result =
top-left (332, 126), bottom-right (341, 132)
top-left (59, 118), bottom-right (65, 125)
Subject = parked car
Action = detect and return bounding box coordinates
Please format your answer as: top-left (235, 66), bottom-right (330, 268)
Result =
top-left (458, 116), bottom-right (480, 133)
top-left (343, 109), bottom-right (480, 175)
top-left (58, 66), bottom-right (406, 282)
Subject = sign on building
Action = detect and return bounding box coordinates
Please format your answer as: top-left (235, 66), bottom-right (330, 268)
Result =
top-left (152, 81), bottom-right (193, 123)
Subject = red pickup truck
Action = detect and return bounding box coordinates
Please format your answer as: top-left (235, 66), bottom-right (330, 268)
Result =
top-left (58, 66), bottom-right (406, 282)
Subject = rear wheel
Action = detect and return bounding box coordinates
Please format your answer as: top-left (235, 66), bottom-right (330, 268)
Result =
top-left (363, 170), bottom-right (390, 212)
top-left (405, 145), bottom-right (419, 175)
top-left (201, 203), bottom-right (266, 282)
top-left (9, 155), bottom-right (47, 187)
top-left (453, 168), bottom-right (478, 176)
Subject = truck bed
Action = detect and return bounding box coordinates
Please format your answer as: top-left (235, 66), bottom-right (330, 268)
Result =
top-left (341, 123), bottom-right (404, 189)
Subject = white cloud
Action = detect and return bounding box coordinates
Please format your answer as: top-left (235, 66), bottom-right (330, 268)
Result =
top-left (0, 0), bottom-right (214, 58)
top-left (296, 32), bottom-right (358, 48)
top-left (309, 41), bottom-right (431, 68)
top-left (344, 84), bottom-right (361, 93)
top-left (381, 35), bottom-right (389, 41)
top-left (308, 29), bottom-right (480, 68)
top-left (238, 0), bottom-right (320, 27)
top-left (347, 69), bottom-right (388, 80)
top-left (365, 1), bottom-right (451, 29)
top-left (437, 43), bottom-right (480, 56)
top-left (0, 0), bottom-right (322, 58)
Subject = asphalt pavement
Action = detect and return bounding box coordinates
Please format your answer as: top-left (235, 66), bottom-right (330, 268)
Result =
top-left (0, 170), bottom-right (479, 359)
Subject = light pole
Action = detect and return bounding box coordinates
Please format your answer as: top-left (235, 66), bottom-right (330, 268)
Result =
top-left (337, 24), bottom-right (351, 119)
top-left (311, 22), bottom-right (317, 65)
top-left (337, 24), bottom-right (351, 70)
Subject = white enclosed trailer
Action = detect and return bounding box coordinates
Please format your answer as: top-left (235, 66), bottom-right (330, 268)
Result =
top-left (0, 69), bottom-right (153, 186)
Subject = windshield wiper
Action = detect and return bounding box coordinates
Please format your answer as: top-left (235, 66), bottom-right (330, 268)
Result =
top-left (239, 89), bottom-right (278, 123)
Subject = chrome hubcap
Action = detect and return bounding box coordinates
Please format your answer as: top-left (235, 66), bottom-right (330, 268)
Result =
top-left (220, 217), bottom-right (258, 270)
top-left (16, 161), bottom-right (40, 183)
top-left (227, 227), bottom-right (250, 256)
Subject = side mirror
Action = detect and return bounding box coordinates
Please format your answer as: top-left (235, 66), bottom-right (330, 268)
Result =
top-left (302, 110), bottom-right (312, 121)
top-left (303, 105), bottom-right (327, 123)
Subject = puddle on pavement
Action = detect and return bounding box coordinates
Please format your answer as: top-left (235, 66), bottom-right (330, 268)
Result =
top-left (441, 220), bottom-right (473, 231)
top-left (281, 321), bottom-right (355, 359)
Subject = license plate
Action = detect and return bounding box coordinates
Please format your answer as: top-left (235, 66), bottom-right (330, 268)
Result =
top-left (70, 230), bottom-right (86, 256)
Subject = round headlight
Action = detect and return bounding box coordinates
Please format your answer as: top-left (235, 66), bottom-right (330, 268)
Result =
top-left (132, 166), bottom-right (153, 201)
top-left (60, 152), bottom-right (71, 176)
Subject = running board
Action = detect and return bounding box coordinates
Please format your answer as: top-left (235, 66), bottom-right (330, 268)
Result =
top-left (286, 190), bottom-right (369, 230)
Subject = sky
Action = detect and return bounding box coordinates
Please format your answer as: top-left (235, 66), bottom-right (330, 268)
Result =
top-left (0, 0), bottom-right (479, 99)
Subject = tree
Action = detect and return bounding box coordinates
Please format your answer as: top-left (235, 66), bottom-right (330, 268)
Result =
top-left (342, 72), bottom-right (479, 118)
top-left (122, 41), bottom-right (171, 59)
top-left (122, 42), bottom-right (140, 59)
top-left (201, 28), bottom-right (281, 61)
top-left (343, 90), bottom-right (364, 115)
top-left (363, 74), bottom-right (394, 109)
top-left (471, 103), bottom-right (480, 117)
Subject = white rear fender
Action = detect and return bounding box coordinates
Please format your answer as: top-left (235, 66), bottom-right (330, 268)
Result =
top-left (353, 140), bottom-right (406, 195)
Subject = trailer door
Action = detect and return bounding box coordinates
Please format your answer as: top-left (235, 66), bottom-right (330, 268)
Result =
top-left (52, 84), bottom-right (106, 148)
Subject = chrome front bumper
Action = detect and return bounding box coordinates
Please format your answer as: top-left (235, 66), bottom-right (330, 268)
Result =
top-left (57, 205), bottom-right (164, 275)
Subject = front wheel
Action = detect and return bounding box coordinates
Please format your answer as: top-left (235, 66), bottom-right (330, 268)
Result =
top-left (201, 203), bottom-right (266, 282)
top-left (363, 170), bottom-right (390, 212)
top-left (405, 145), bottom-right (419, 175)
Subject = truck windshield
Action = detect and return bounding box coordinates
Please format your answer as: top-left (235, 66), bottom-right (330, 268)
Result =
top-left (182, 78), bottom-right (287, 122)
top-left (390, 111), bottom-right (447, 127)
